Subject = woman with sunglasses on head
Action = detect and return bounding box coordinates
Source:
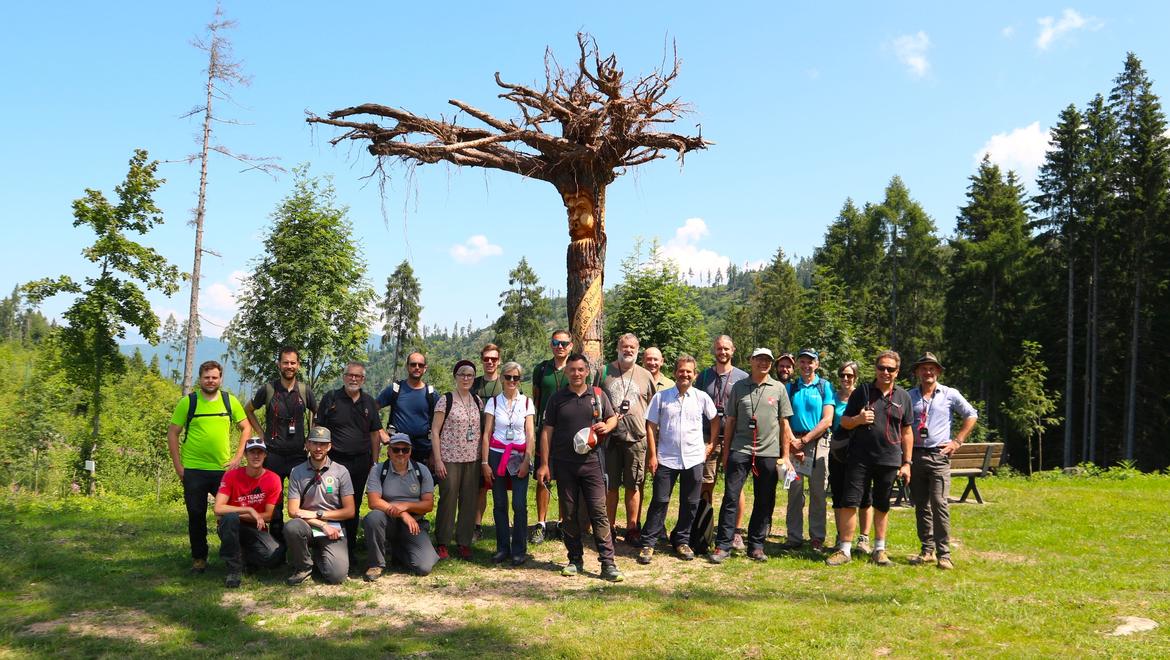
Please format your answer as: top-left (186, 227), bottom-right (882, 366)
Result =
top-left (827, 361), bottom-right (872, 553)
top-left (431, 360), bottom-right (485, 561)
top-left (480, 361), bottom-right (536, 565)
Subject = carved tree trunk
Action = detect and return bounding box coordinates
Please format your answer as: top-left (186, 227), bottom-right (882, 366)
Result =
top-left (560, 181), bottom-right (607, 364)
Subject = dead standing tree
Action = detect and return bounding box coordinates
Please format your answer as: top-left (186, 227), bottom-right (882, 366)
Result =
top-left (307, 34), bottom-right (709, 361)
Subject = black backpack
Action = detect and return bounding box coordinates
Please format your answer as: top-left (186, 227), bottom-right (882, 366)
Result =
top-left (690, 498), bottom-right (715, 555)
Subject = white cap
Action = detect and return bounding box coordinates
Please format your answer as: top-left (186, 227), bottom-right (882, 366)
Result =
top-left (572, 427), bottom-right (598, 454)
top-left (750, 348), bottom-right (775, 360)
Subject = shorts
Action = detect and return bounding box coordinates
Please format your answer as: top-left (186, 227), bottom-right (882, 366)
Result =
top-left (841, 461), bottom-right (898, 512)
top-left (702, 437), bottom-right (724, 484)
top-left (829, 453), bottom-right (871, 509)
top-left (604, 438), bottom-right (646, 491)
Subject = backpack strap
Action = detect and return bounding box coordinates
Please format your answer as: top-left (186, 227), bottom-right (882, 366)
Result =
top-left (184, 391), bottom-right (233, 437)
top-left (183, 391), bottom-right (198, 436)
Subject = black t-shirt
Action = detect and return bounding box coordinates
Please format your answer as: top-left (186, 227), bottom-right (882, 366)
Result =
top-left (544, 386), bottom-right (615, 466)
top-left (251, 379), bottom-right (317, 453)
top-left (842, 382), bottom-right (912, 467)
top-left (316, 388), bottom-right (383, 455)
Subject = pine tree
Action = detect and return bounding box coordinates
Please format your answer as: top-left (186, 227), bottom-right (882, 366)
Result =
top-left (381, 260), bottom-right (423, 382)
top-left (494, 257), bottom-right (551, 361)
top-left (749, 247), bottom-right (802, 353)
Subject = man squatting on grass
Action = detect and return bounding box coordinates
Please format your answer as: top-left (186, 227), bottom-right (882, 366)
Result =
top-left (213, 437), bottom-right (284, 588)
top-left (284, 426), bottom-right (355, 586)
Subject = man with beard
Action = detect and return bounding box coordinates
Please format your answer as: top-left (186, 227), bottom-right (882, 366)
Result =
top-left (284, 426), bottom-right (355, 585)
top-left (529, 329), bottom-right (574, 543)
top-left (167, 360), bottom-right (251, 575)
top-left (596, 333), bottom-right (656, 545)
top-left (315, 361), bottom-right (386, 561)
top-left (244, 346), bottom-right (318, 538)
top-left (827, 350), bottom-right (914, 567)
top-left (695, 335), bottom-right (749, 551)
top-left (377, 352), bottom-right (440, 464)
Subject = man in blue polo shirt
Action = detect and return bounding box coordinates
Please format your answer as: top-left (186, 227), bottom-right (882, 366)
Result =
top-left (781, 348), bottom-right (835, 552)
top-left (377, 352), bottom-right (439, 464)
top-left (908, 352), bottom-right (977, 570)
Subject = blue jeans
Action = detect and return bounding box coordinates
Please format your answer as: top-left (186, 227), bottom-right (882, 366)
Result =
top-left (489, 451), bottom-right (529, 559)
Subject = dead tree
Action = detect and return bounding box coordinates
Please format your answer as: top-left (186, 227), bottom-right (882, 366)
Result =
top-left (180, 4), bottom-right (281, 393)
top-left (307, 33), bottom-right (709, 361)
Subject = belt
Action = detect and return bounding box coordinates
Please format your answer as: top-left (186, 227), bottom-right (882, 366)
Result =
top-left (913, 446), bottom-right (944, 454)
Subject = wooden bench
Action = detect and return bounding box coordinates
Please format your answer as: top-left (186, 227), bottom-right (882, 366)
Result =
top-left (892, 442), bottom-right (1005, 505)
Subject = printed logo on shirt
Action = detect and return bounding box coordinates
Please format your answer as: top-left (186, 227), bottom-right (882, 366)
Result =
top-left (324, 475), bottom-right (335, 494)
top-left (768, 397), bottom-right (776, 405)
top-left (409, 482), bottom-right (419, 494)
top-left (234, 486), bottom-right (268, 508)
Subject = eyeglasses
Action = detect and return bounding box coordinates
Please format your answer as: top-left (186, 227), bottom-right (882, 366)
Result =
top-left (390, 446), bottom-right (412, 454)
top-left (408, 362), bottom-right (426, 368)
top-left (503, 374), bottom-right (522, 382)
top-left (876, 365), bottom-right (898, 373)
top-left (482, 356), bottom-right (499, 362)
top-left (551, 340), bottom-right (571, 348)
top-left (344, 373), bottom-right (365, 379)
top-left (456, 372), bottom-right (475, 378)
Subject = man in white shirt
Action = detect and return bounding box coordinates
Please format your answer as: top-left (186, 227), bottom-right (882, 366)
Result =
top-left (638, 354), bottom-right (719, 563)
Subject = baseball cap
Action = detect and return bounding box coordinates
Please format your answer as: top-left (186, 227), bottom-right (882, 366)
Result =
top-left (307, 426), bottom-right (332, 443)
top-left (572, 427), bottom-right (598, 454)
top-left (775, 352), bottom-right (795, 364)
top-left (797, 348), bottom-right (819, 360)
top-left (388, 432), bottom-right (412, 446)
top-left (750, 348), bottom-right (775, 360)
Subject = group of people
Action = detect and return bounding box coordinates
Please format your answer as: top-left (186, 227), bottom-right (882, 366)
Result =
top-left (166, 331), bottom-right (977, 588)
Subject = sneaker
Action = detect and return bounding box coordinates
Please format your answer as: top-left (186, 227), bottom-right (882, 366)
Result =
top-left (436, 544), bottom-right (449, 560)
top-left (224, 571), bottom-right (242, 588)
top-left (363, 567), bottom-right (383, 582)
top-left (871, 549), bottom-right (892, 566)
top-left (510, 555), bottom-right (527, 567)
top-left (531, 524), bottom-right (546, 545)
top-left (731, 530), bottom-right (747, 552)
top-left (708, 548), bottom-right (731, 564)
top-left (937, 556), bottom-right (954, 570)
top-left (676, 544), bottom-right (695, 561)
top-left (601, 564), bottom-right (625, 582)
top-left (561, 562), bottom-right (583, 577)
top-left (473, 524), bottom-right (483, 542)
top-left (747, 548), bottom-right (768, 562)
top-left (491, 551), bottom-right (508, 564)
top-left (457, 545), bottom-right (472, 561)
top-left (190, 558), bottom-right (208, 575)
top-left (286, 568), bottom-right (312, 586)
top-left (825, 550), bottom-right (851, 566)
top-left (909, 550), bottom-right (936, 566)
top-left (856, 535), bottom-right (872, 555)
top-left (810, 538), bottom-right (825, 552)
top-left (780, 538), bottom-right (804, 551)
top-left (637, 547), bottom-right (654, 565)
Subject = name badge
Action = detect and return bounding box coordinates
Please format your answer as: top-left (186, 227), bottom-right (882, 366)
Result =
top-left (505, 427), bottom-right (516, 441)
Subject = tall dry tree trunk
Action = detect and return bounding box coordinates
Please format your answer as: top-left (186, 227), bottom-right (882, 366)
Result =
top-left (182, 68), bottom-right (213, 394)
top-left (561, 183), bottom-right (607, 363)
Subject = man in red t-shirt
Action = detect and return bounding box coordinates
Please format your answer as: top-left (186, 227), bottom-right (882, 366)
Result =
top-left (214, 437), bottom-right (284, 588)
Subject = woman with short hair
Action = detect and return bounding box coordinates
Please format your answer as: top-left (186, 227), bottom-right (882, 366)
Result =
top-left (431, 359), bottom-right (483, 561)
top-left (481, 361), bottom-right (535, 566)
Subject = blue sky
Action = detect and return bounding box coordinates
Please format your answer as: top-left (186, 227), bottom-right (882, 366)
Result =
top-left (2, 2), bottom-right (1164, 341)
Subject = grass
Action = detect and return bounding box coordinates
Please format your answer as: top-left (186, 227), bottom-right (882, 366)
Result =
top-left (1, 472), bottom-right (1168, 658)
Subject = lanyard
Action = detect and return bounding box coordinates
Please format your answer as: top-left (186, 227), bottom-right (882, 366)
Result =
top-left (748, 382), bottom-right (769, 476)
top-left (714, 371), bottom-right (732, 407)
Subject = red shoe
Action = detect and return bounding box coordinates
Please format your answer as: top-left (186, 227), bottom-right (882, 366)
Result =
top-left (436, 544), bottom-right (449, 560)
top-left (457, 545), bottom-right (472, 560)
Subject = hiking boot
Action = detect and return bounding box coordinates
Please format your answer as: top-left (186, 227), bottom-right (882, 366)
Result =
top-left (473, 524), bottom-right (483, 542)
top-left (436, 544), bottom-right (449, 560)
top-left (676, 544), bottom-right (695, 561)
top-left (457, 545), bottom-right (472, 561)
top-left (747, 548), bottom-right (768, 562)
top-left (810, 538), bottom-right (825, 552)
top-left (530, 524), bottom-right (545, 545)
top-left (780, 538), bottom-right (804, 551)
top-left (224, 571), bottom-right (242, 588)
top-left (637, 547), bottom-right (654, 565)
top-left (708, 548), bottom-right (731, 564)
top-left (871, 549), bottom-right (892, 566)
top-left (561, 562), bottom-right (583, 577)
top-left (190, 558), bottom-right (208, 575)
top-left (363, 567), bottom-right (383, 582)
top-left (601, 564), bottom-right (625, 582)
top-left (286, 568), bottom-right (313, 586)
top-left (937, 556), bottom-right (954, 570)
top-left (856, 535), bottom-right (872, 555)
top-left (491, 551), bottom-right (508, 564)
top-left (909, 550), bottom-right (936, 566)
top-left (825, 550), bottom-right (851, 566)
top-left (731, 530), bottom-right (747, 552)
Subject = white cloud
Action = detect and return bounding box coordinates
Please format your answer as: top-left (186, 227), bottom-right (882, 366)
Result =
top-left (1036, 9), bottom-right (1099, 50)
top-left (975, 122), bottom-right (1053, 180)
top-left (449, 235), bottom-right (503, 264)
top-left (660, 218), bottom-right (734, 284)
top-left (1001, 25), bottom-right (1016, 39)
top-left (891, 31), bottom-right (930, 78)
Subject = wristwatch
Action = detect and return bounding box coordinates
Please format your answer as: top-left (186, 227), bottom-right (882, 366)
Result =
top-left (316, 510), bottom-right (324, 520)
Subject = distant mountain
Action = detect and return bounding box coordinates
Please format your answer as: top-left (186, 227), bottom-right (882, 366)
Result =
top-left (119, 337), bottom-right (245, 393)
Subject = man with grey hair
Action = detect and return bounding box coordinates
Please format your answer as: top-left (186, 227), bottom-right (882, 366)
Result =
top-left (596, 332), bottom-right (656, 545)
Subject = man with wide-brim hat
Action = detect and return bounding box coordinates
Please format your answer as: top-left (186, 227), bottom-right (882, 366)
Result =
top-left (907, 352), bottom-right (977, 570)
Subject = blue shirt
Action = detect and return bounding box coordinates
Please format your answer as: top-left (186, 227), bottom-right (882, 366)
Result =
top-left (908, 384), bottom-right (977, 448)
top-left (787, 375), bottom-right (835, 435)
top-left (831, 396), bottom-right (849, 434)
top-left (376, 382), bottom-right (435, 445)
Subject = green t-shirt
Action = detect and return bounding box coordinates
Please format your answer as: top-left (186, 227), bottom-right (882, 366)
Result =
top-left (728, 376), bottom-right (793, 458)
top-left (533, 359), bottom-right (569, 424)
top-left (170, 391), bottom-right (247, 470)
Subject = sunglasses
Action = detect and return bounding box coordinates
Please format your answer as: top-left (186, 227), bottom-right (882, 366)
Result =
top-left (408, 362), bottom-right (426, 368)
top-left (551, 340), bottom-right (571, 348)
top-left (482, 356), bottom-right (499, 362)
top-left (876, 365), bottom-right (898, 373)
top-left (839, 373), bottom-right (856, 379)
top-left (390, 446), bottom-right (412, 454)
top-left (503, 374), bottom-right (522, 382)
